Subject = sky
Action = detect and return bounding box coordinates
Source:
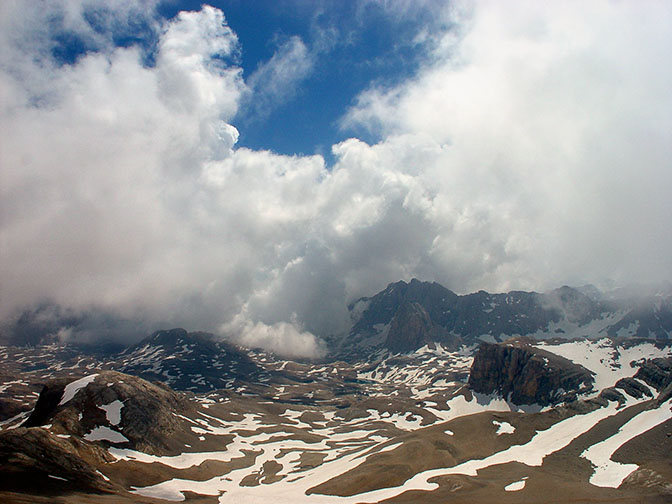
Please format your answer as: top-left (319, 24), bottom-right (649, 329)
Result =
top-left (1, 0), bottom-right (671, 356)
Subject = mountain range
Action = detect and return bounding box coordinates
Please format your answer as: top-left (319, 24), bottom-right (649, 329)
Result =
top-left (1, 279), bottom-right (671, 503)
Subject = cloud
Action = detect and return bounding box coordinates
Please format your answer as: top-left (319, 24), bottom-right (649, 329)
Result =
top-left (222, 310), bottom-right (326, 359)
top-left (0, 0), bottom-right (162, 67)
top-left (342, 0), bottom-right (672, 291)
top-left (245, 35), bottom-right (315, 120)
top-left (1, 1), bottom-right (671, 352)
top-left (0, 2), bottom-right (245, 324)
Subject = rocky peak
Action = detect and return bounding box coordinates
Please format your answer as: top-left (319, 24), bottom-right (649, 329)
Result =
top-left (350, 279), bottom-right (458, 329)
top-left (339, 280), bottom-right (672, 359)
top-left (467, 341), bottom-right (595, 406)
top-left (118, 328), bottom-right (264, 391)
top-left (145, 327), bottom-right (190, 346)
top-left (606, 298), bottom-right (672, 340)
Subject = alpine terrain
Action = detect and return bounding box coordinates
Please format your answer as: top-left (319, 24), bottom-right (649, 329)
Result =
top-left (1, 280), bottom-right (671, 503)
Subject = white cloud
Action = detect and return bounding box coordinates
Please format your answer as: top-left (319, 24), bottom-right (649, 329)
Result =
top-left (245, 35), bottom-right (315, 119)
top-left (222, 309), bottom-right (326, 359)
top-left (342, 0), bottom-right (672, 291)
top-left (1, 1), bottom-right (671, 351)
top-left (0, 3), bottom-right (244, 323)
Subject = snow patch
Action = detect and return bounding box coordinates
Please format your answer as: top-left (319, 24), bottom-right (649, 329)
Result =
top-left (85, 426), bottom-right (129, 444)
top-left (505, 477), bottom-right (527, 491)
top-left (581, 400), bottom-right (672, 488)
top-left (493, 420), bottom-right (515, 435)
top-left (58, 374), bottom-right (99, 406)
top-left (99, 400), bottom-right (124, 426)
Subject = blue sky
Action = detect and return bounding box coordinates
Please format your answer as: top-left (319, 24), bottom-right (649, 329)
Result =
top-left (154, 1), bottom-right (440, 163)
top-left (2, 0), bottom-right (671, 354)
top-left (38, 1), bottom-right (447, 162)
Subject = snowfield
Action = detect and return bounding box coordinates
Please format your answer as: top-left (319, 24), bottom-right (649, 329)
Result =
top-left (534, 339), bottom-right (671, 392)
top-left (2, 332), bottom-right (670, 503)
top-left (581, 399), bottom-right (672, 488)
top-left (122, 391), bottom-right (670, 503)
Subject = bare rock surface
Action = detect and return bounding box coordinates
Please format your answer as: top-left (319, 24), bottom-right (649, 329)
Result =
top-left (468, 341), bottom-right (594, 405)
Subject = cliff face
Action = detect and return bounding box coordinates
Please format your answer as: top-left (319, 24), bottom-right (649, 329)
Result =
top-left (467, 342), bottom-right (595, 406)
top-left (384, 302), bottom-right (462, 353)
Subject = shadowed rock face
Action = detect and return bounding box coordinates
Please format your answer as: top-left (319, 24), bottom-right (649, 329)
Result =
top-left (22, 370), bottom-right (196, 455)
top-left (385, 302), bottom-right (462, 353)
top-left (343, 280), bottom-right (671, 357)
top-left (606, 299), bottom-right (672, 340)
top-left (597, 357), bottom-right (672, 405)
top-left (634, 357), bottom-right (672, 391)
top-left (467, 342), bottom-right (594, 406)
top-left (634, 357), bottom-right (672, 403)
top-left (0, 427), bottom-right (114, 494)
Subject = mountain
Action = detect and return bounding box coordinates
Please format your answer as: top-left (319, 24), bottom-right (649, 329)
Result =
top-left (116, 328), bottom-right (267, 392)
top-left (339, 279), bottom-right (672, 357)
top-left (1, 279), bottom-right (672, 503)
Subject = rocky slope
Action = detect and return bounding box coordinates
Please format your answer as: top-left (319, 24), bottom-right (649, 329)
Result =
top-left (22, 370), bottom-right (199, 454)
top-left (384, 301), bottom-right (462, 353)
top-left (467, 340), bottom-right (595, 406)
top-left (0, 370), bottom-right (206, 500)
top-left (339, 279), bottom-right (672, 356)
top-left (117, 328), bottom-right (266, 392)
top-left (1, 337), bottom-right (671, 503)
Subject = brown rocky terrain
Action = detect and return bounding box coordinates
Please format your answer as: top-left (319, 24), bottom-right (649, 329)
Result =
top-left (1, 280), bottom-right (671, 503)
top-left (468, 340), bottom-right (595, 405)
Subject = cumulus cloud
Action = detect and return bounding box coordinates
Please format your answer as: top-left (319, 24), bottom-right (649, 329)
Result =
top-left (342, 0), bottom-right (672, 291)
top-left (1, 1), bottom-right (671, 354)
top-left (0, 2), bottom-right (245, 323)
top-left (223, 310), bottom-right (326, 359)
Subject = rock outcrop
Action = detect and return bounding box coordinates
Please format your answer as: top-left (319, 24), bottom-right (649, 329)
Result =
top-left (22, 370), bottom-right (198, 455)
top-left (596, 357), bottom-right (672, 405)
top-left (0, 370), bottom-right (205, 498)
top-left (634, 357), bottom-right (672, 391)
top-left (634, 357), bottom-right (672, 403)
top-left (0, 427), bottom-right (114, 494)
top-left (467, 341), bottom-right (595, 406)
